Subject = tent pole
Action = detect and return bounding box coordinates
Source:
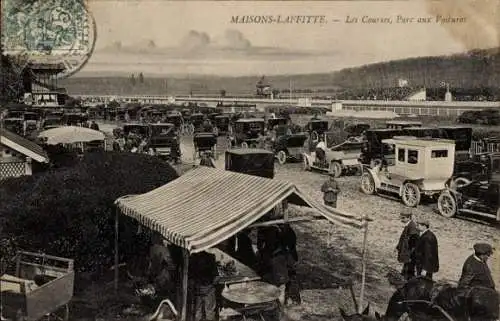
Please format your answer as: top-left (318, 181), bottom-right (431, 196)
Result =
top-left (358, 217), bottom-right (369, 313)
top-left (283, 200), bottom-right (289, 222)
top-left (180, 249), bottom-right (190, 321)
top-left (114, 207), bottom-right (119, 293)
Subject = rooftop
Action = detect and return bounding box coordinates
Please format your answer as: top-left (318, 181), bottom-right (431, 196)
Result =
top-left (0, 128), bottom-right (49, 163)
top-left (382, 138), bottom-right (455, 147)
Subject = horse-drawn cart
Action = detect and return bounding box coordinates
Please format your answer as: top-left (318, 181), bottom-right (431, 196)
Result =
top-left (1, 251), bottom-right (75, 321)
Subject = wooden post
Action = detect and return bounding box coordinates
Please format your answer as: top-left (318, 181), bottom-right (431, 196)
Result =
top-left (358, 216), bottom-right (369, 314)
top-left (180, 249), bottom-right (190, 321)
top-left (114, 208), bottom-right (119, 293)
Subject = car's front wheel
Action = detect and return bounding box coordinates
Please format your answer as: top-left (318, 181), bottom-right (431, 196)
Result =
top-left (437, 192), bottom-right (457, 218)
top-left (360, 172), bottom-right (376, 195)
top-left (277, 150), bottom-right (287, 165)
top-left (401, 182), bottom-right (421, 207)
top-left (329, 161), bottom-right (343, 178)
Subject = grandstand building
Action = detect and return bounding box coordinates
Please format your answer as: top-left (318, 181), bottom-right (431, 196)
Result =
top-left (24, 62), bottom-right (67, 107)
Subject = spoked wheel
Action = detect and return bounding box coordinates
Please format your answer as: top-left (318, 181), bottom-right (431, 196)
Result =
top-left (401, 182), bottom-right (421, 207)
top-left (42, 304), bottom-right (69, 321)
top-left (437, 192), bottom-right (457, 218)
top-left (311, 131), bottom-right (319, 143)
top-left (277, 150), bottom-right (287, 165)
top-left (360, 172), bottom-right (376, 195)
top-left (328, 161), bottom-right (343, 178)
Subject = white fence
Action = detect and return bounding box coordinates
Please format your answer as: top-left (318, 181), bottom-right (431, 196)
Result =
top-left (470, 141), bottom-right (500, 155)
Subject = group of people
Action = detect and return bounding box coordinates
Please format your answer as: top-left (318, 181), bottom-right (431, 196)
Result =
top-left (142, 221), bottom-right (302, 321)
top-left (113, 131), bottom-right (149, 153)
top-left (396, 211), bottom-right (495, 290)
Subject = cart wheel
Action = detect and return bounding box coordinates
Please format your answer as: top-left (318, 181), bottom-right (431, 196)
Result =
top-left (401, 182), bottom-right (421, 207)
top-left (42, 304), bottom-right (69, 321)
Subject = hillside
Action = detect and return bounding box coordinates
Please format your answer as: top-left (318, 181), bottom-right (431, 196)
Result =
top-left (61, 47), bottom-right (500, 96)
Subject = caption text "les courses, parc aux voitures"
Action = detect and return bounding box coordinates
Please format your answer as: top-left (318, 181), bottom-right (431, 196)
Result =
top-left (230, 15), bottom-right (467, 25)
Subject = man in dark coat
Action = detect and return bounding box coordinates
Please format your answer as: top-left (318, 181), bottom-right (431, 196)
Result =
top-left (414, 218), bottom-right (439, 280)
top-left (90, 120), bottom-right (100, 131)
top-left (321, 173), bottom-right (340, 208)
top-left (458, 243), bottom-right (495, 290)
top-left (396, 211), bottom-right (419, 280)
top-left (280, 224), bottom-right (301, 305)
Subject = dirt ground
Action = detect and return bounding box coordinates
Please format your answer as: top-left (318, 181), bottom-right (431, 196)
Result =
top-left (84, 120), bottom-right (500, 321)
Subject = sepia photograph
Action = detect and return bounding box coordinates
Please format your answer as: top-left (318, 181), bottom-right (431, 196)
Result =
top-left (1, 1), bottom-right (499, 321)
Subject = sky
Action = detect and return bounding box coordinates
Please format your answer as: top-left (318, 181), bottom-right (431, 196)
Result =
top-left (79, 0), bottom-right (499, 77)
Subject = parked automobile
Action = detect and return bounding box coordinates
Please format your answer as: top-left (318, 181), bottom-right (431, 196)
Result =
top-left (225, 149), bottom-right (275, 179)
top-left (360, 138), bottom-right (455, 207)
top-left (122, 123), bottom-right (150, 139)
top-left (148, 123), bottom-right (181, 163)
top-left (267, 117), bottom-right (288, 131)
top-left (437, 152), bottom-right (500, 221)
top-left (42, 114), bottom-right (64, 130)
top-left (193, 132), bottom-right (217, 161)
top-left (359, 128), bottom-right (403, 167)
top-left (165, 112), bottom-right (184, 133)
top-left (213, 115), bottom-right (231, 136)
top-left (303, 140), bottom-right (364, 177)
top-left (1, 118), bottom-right (24, 135)
top-left (305, 118), bottom-right (329, 143)
top-left (189, 113), bottom-right (206, 134)
top-left (269, 126), bottom-right (308, 165)
top-left (230, 118), bottom-right (265, 148)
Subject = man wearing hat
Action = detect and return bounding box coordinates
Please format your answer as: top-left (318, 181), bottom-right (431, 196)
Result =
top-left (396, 211), bottom-right (419, 280)
top-left (458, 243), bottom-right (495, 289)
top-left (414, 218), bottom-right (439, 280)
top-left (321, 173), bottom-right (340, 208)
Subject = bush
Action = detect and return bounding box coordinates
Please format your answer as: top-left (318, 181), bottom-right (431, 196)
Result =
top-left (0, 152), bottom-right (179, 274)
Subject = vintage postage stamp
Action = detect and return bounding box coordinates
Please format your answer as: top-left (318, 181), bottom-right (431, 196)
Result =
top-left (1, 0), bottom-right (96, 78)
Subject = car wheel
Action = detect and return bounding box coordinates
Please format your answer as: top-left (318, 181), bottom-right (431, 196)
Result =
top-left (360, 172), bottom-right (376, 195)
top-left (437, 192), bottom-right (457, 218)
top-left (241, 142), bottom-right (249, 148)
top-left (311, 131), bottom-right (319, 142)
top-left (303, 156), bottom-right (311, 171)
top-left (401, 182), bottom-right (421, 207)
top-left (329, 161), bottom-right (342, 178)
top-left (277, 150), bottom-right (287, 165)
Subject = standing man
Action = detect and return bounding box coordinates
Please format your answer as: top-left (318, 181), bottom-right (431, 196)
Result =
top-left (321, 173), bottom-right (340, 208)
top-left (414, 218), bottom-right (439, 280)
top-left (396, 211), bottom-right (419, 280)
top-left (458, 243), bottom-right (495, 289)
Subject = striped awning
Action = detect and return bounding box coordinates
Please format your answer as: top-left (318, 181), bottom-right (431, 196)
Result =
top-left (115, 167), bottom-right (366, 253)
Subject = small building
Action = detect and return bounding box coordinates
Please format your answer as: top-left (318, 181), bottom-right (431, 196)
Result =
top-left (0, 129), bottom-right (49, 180)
